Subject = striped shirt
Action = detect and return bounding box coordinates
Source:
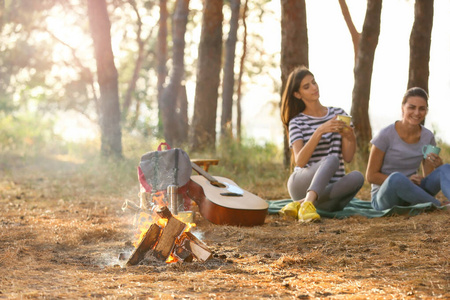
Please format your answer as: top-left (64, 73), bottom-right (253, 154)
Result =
top-left (289, 106), bottom-right (348, 182)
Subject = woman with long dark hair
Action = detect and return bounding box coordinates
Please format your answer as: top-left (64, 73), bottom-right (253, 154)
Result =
top-left (280, 66), bottom-right (364, 222)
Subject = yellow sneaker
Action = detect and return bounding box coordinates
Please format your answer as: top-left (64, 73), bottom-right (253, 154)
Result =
top-left (279, 201), bottom-right (301, 219)
top-left (298, 201), bottom-right (320, 223)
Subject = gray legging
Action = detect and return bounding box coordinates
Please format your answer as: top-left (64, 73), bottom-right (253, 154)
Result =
top-left (287, 155), bottom-right (364, 212)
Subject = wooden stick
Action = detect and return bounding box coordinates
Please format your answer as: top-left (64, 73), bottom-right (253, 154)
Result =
top-left (153, 216), bottom-right (187, 261)
top-left (126, 223), bottom-right (161, 266)
top-left (173, 244), bottom-right (194, 262)
top-left (157, 205), bottom-right (173, 219)
top-left (180, 231), bottom-right (212, 261)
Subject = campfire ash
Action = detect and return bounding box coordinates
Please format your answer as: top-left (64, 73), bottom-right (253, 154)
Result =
top-left (121, 189), bottom-right (211, 265)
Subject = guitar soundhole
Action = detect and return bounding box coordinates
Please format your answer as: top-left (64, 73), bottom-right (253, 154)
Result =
top-left (211, 181), bottom-right (226, 188)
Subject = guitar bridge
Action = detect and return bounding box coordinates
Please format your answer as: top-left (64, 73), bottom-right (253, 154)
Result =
top-left (220, 192), bottom-right (243, 197)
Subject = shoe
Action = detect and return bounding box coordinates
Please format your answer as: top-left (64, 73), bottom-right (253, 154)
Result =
top-left (298, 201), bottom-right (320, 223)
top-left (279, 201), bottom-right (301, 219)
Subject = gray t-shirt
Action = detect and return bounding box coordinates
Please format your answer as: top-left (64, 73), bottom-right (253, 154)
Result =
top-left (370, 122), bottom-right (436, 196)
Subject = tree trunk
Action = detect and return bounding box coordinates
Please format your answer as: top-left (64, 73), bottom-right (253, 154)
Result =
top-left (220, 0), bottom-right (240, 140)
top-left (157, 0), bottom-right (168, 136)
top-left (175, 84), bottom-right (189, 144)
top-left (338, 0), bottom-right (361, 61)
top-left (122, 0), bottom-right (149, 122)
top-left (280, 0), bottom-right (309, 168)
top-left (350, 0), bottom-right (382, 162)
top-left (190, 0), bottom-right (223, 152)
top-left (122, 62), bottom-right (142, 124)
top-left (130, 96), bottom-right (141, 129)
top-left (408, 0), bottom-right (433, 93)
top-left (87, 0), bottom-right (122, 158)
top-left (236, 0), bottom-right (249, 143)
top-left (160, 0), bottom-right (190, 147)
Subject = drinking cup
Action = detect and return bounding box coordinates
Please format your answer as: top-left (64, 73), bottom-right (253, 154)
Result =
top-left (336, 115), bottom-right (351, 126)
top-left (422, 144), bottom-right (441, 159)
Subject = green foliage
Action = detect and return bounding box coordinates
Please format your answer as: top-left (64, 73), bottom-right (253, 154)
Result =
top-left (121, 132), bottom-right (162, 160)
top-left (437, 141), bottom-right (450, 162)
top-left (2, 131), bottom-right (450, 202)
top-left (212, 138), bottom-right (289, 198)
top-left (64, 154), bottom-right (138, 197)
top-left (1, 0), bottom-right (282, 140)
top-left (216, 138), bottom-right (282, 173)
top-left (69, 136), bottom-right (290, 199)
top-left (120, 133), bottom-right (288, 184)
top-left (0, 93), bottom-right (17, 113)
top-left (0, 112), bottom-right (61, 155)
top-left (1, 2), bottom-right (70, 114)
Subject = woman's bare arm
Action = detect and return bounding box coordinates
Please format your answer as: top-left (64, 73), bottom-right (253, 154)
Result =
top-left (340, 126), bottom-right (357, 163)
top-left (366, 145), bottom-right (388, 185)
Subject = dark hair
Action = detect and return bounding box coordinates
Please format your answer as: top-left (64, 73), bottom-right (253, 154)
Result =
top-left (280, 66), bottom-right (314, 132)
top-left (402, 87), bottom-right (429, 106)
top-left (280, 66), bottom-right (314, 169)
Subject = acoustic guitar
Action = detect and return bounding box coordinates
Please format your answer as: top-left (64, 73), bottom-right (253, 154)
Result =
top-left (186, 162), bottom-right (268, 227)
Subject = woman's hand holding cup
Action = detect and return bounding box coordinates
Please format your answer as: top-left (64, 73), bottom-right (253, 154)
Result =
top-left (336, 115), bottom-right (354, 139)
top-left (336, 115), bottom-right (351, 131)
top-left (422, 144), bottom-right (442, 168)
top-left (425, 153), bottom-right (443, 168)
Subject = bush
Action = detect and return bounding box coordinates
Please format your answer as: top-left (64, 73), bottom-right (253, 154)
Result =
top-left (0, 112), bottom-right (61, 155)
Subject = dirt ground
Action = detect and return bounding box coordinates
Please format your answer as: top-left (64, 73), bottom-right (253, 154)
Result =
top-left (1, 155), bottom-right (449, 299)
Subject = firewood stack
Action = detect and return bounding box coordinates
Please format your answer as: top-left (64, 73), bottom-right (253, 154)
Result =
top-left (126, 206), bottom-right (211, 265)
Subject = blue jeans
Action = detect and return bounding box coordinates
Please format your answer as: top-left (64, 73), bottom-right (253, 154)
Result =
top-left (371, 164), bottom-right (450, 210)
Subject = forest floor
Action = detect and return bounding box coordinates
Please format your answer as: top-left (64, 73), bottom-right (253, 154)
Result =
top-left (1, 153), bottom-right (449, 299)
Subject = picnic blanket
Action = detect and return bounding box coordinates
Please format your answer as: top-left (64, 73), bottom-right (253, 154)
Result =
top-left (267, 198), bottom-right (446, 219)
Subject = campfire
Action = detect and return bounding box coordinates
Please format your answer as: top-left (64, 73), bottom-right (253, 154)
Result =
top-left (122, 190), bottom-right (212, 265)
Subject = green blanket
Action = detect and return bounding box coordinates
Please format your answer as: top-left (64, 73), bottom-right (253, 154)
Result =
top-left (267, 198), bottom-right (445, 219)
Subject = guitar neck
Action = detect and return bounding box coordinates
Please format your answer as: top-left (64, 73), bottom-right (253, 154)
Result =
top-left (191, 162), bottom-right (219, 183)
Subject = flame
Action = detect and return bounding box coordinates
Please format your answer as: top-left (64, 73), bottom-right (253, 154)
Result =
top-left (166, 254), bottom-right (178, 263)
top-left (152, 191), bottom-right (166, 206)
top-left (164, 219), bottom-right (196, 263)
top-left (133, 211), bottom-right (155, 247)
top-left (156, 217), bottom-right (168, 227)
top-left (179, 220), bottom-right (196, 234)
top-left (133, 191), bottom-right (166, 247)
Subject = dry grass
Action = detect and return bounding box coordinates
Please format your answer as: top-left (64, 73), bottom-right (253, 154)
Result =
top-left (0, 153), bottom-right (449, 299)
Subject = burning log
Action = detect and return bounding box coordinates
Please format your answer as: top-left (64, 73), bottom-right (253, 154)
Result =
top-left (178, 232), bottom-right (212, 261)
top-left (156, 205), bottom-right (174, 219)
top-left (153, 207), bottom-right (187, 261)
top-left (125, 206), bottom-right (211, 266)
top-left (126, 223), bottom-right (161, 266)
top-left (173, 244), bottom-right (194, 262)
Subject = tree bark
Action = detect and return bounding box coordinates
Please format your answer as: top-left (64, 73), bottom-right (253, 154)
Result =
top-left (236, 0), bottom-right (249, 143)
top-left (220, 0), bottom-right (240, 140)
top-left (175, 84), bottom-right (189, 144)
top-left (338, 0), bottom-right (361, 61)
top-left (408, 0), bottom-right (433, 93)
top-left (350, 0), bottom-right (382, 162)
top-left (122, 0), bottom-right (153, 122)
top-left (87, 0), bottom-right (122, 158)
top-left (280, 0), bottom-right (309, 168)
top-left (160, 0), bottom-right (190, 147)
top-left (157, 0), bottom-right (168, 135)
top-left (190, 0), bottom-right (223, 152)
